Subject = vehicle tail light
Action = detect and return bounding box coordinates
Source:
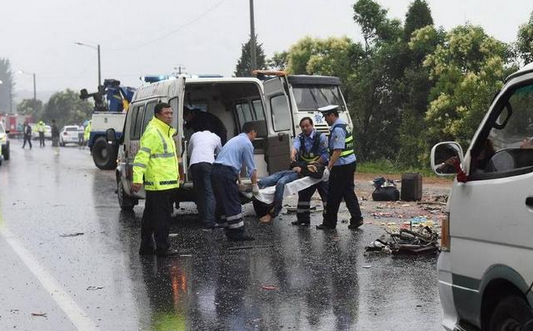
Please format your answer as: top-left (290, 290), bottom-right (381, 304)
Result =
top-left (440, 213), bottom-right (450, 251)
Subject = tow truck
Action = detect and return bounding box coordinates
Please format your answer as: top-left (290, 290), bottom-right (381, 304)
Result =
top-left (80, 79), bottom-right (135, 170)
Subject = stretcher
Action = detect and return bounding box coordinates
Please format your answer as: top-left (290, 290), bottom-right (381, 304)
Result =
top-left (252, 169), bottom-right (330, 204)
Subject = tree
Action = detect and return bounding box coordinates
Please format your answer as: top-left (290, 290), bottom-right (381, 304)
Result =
top-left (266, 51), bottom-right (288, 70)
top-left (234, 35), bottom-right (267, 77)
top-left (43, 89), bottom-right (93, 128)
top-left (17, 98), bottom-right (44, 118)
top-left (404, 0), bottom-right (433, 41)
top-left (424, 24), bottom-right (515, 145)
top-left (516, 11), bottom-right (533, 65)
top-left (0, 58), bottom-right (15, 113)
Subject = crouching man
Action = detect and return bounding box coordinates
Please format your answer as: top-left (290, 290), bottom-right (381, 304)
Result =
top-left (211, 122), bottom-right (258, 241)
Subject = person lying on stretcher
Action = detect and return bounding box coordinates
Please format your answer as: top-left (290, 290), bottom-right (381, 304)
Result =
top-left (255, 162), bottom-right (325, 224)
top-left (254, 117), bottom-right (329, 224)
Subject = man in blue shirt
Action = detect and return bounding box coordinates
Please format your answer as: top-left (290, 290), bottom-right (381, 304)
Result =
top-left (212, 122), bottom-right (258, 241)
top-left (290, 117), bottom-right (329, 226)
top-left (316, 105), bottom-right (363, 230)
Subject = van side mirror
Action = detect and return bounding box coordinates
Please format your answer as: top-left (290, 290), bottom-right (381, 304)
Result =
top-left (106, 128), bottom-right (117, 145)
top-left (431, 142), bottom-right (464, 176)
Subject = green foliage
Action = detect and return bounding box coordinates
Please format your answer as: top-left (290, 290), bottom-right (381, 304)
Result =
top-left (0, 58), bottom-right (14, 112)
top-left (266, 51), bottom-right (288, 70)
top-left (404, 0), bottom-right (433, 41)
top-left (516, 12), bottom-right (533, 64)
top-left (234, 35), bottom-right (267, 77)
top-left (43, 89), bottom-right (93, 128)
top-left (424, 24), bottom-right (514, 145)
top-left (17, 98), bottom-right (44, 118)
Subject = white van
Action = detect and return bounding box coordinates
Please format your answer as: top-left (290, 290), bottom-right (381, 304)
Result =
top-left (431, 64), bottom-right (533, 330)
top-left (109, 74), bottom-right (352, 212)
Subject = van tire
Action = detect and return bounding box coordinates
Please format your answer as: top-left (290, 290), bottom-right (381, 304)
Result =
top-left (92, 137), bottom-right (117, 170)
top-left (2, 141), bottom-right (9, 160)
top-left (118, 177), bottom-right (136, 211)
top-left (253, 199), bottom-right (272, 217)
top-left (489, 295), bottom-right (533, 331)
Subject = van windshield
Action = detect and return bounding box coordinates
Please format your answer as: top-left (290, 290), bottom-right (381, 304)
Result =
top-left (292, 85), bottom-right (345, 111)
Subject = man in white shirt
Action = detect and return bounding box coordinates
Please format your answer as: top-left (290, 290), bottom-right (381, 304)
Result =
top-left (188, 127), bottom-right (222, 230)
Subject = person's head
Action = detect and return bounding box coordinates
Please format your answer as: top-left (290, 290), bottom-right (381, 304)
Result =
top-left (52, 119), bottom-right (56, 124)
top-left (155, 102), bottom-right (173, 125)
top-left (183, 106), bottom-right (194, 122)
top-left (319, 105), bottom-right (339, 125)
top-left (241, 122), bottom-right (257, 141)
top-left (299, 117), bottom-right (314, 136)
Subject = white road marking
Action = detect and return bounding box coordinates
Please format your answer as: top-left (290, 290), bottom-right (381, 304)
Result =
top-left (0, 227), bottom-right (98, 331)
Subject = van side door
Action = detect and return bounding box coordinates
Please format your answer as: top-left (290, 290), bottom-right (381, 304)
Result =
top-left (263, 77), bottom-right (293, 174)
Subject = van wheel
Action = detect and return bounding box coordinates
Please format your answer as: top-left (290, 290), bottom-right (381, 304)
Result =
top-left (118, 177), bottom-right (136, 211)
top-left (92, 137), bottom-right (117, 170)
top-left (2, 142), bottom-right (9, 160)
top-left (489, 295), bottom-right (533, 331)
top-left (253, 199), bottom-right (272, 217)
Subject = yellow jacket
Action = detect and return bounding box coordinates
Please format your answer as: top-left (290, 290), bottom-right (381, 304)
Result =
top-left (84, 121), bottom-right (91, 141)
top-left (133, 117), bottom-right (179, 191)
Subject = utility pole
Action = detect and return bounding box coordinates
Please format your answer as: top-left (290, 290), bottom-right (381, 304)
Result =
top-left (249, 0), bottom-right (257, 75)
top-left (97, 44), bottom-right (101, 87)
top-left (32, 73), bottom-right (36, 114)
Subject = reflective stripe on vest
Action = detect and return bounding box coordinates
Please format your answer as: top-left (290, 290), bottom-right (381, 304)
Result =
top-left (329, 124), bottom-right (354, 158)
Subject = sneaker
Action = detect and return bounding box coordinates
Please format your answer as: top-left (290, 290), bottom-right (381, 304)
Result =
top-left (348, 217), bottom-right (364, 230)
top-left (316, 223), bottom-right (336, 230)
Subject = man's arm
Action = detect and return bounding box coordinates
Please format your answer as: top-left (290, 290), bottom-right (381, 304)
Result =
top-left (132, 131), bottom-right (153, 192)
top-left (328, 150), bottom-right (342, 170)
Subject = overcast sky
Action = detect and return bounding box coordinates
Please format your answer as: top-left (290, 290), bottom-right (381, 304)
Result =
top-left (1, 0), bottom-right (531, 98)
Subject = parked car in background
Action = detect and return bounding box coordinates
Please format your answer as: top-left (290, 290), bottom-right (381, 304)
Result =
top-left (0, 122), bottom-right (9, 161)
top-left (30, 123), bottom-right (52, 140)
top-left (59, 125), bottom-right (83, 146)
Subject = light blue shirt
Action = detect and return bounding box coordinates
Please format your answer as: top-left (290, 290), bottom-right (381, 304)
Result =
top-left (214, 133), bottom-right (256, 177)
top-left (293, 130), bottom-right (329, 164)
top-left (329, 118), bottom-right (356, 166)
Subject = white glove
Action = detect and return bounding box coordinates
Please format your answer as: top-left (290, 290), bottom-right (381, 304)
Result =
top-left (252, 184), bottom-right (260, 195)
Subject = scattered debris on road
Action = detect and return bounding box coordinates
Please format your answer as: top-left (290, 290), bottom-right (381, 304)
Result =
top-left (86, 286), bottom-right (104, 291)
top-left (31, 312), bottom-right (47, 317)
top-left (59, 232), bottom-right (84, 237)
top-left (261, 285), bottom-right (278, 291)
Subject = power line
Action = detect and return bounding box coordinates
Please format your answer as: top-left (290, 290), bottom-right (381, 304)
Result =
top-left (109, 0), bottom-right (230, 51)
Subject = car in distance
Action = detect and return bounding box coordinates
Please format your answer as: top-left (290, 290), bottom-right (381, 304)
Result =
top-left (59, 125), bottom-right (83, 146)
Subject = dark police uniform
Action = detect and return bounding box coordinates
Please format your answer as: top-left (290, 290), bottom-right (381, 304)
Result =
top-left (293, 130), bottom-right (329, 225)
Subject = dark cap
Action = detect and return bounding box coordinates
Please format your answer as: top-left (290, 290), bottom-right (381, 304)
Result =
top-left (318, 105), bottom-right (339, 114)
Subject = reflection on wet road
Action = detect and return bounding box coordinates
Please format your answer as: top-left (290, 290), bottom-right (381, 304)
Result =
top-left (0, 145), bottom-right (442, 330)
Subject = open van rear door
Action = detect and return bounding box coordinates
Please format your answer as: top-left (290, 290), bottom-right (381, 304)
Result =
top-left (263, 77), bottom-right (293, 174)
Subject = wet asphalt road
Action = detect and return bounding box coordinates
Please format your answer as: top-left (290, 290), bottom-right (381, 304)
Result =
top-left (0, 143), bottom-right (443, 331)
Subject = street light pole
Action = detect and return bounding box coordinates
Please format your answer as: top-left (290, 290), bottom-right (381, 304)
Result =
top-left (32, 73), bottom-right (37, 113)
top-left (75, 42), bottom-right (102, 87)
top-left (97, 44), bottom-right (101, 87)
top-left (249, 0), bottom-right (257, 75)
top-left (18, 70), bottom-right (37, 114)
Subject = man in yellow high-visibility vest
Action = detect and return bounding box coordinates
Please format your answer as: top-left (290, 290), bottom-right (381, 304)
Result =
top-left (132, 103), bottom-right (180, 257)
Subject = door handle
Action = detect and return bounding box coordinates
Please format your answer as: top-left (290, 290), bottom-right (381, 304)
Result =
top-left (526, 197), bottom-right (533, 206)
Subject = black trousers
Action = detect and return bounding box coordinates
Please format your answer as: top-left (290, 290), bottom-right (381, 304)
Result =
top-left (141, 189), bottom-right (177, 251)
top-left (191, 162), bottom-right (215, 227)
top-left (211, 164), bottom-right (245, 233)
top-left (323, 162), bottom-right (362, 227)
top-left (297, 180), bottom-right (328, 223)
top-left (39, 132), bottom-right (45, 146)
top-left (22, 134), bottom-right (32, 149)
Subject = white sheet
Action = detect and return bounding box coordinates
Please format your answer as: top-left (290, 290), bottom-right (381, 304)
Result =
top-left (253, 169), bottom-right (330, 204)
